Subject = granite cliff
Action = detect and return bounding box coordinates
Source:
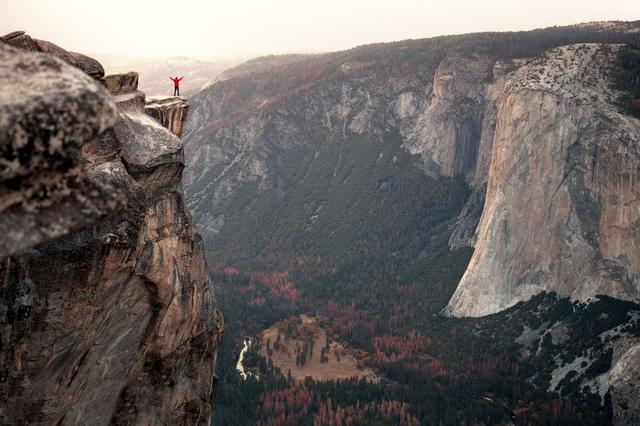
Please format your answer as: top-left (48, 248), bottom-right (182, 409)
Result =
top-left (183, 24), bottom-right (640, 315)
top-left (445, 43), bottom-right (640, 316)
top-left (181, 21), bottom-right (639, 424)
top-left (0, 35), bottom-right (222, 425)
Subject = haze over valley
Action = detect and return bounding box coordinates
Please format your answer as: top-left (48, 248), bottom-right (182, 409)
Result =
top-left (1, 2), bottom-right (640, 425)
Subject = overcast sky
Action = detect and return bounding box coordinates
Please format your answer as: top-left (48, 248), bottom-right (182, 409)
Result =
top-left (2, 0), bottom-right (638, 58)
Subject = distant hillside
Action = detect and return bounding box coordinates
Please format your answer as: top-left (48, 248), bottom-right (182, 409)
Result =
top-left (219, 53), bottom-right (317, 78)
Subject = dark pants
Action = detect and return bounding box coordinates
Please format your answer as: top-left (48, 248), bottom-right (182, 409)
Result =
top-left (174, 87), bottom-right (180, 96)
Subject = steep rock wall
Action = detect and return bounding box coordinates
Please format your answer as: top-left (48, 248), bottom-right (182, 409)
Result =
top-left (401, 54), bottom-right (493, 178)
top-left (145, 96), bottom-right (190, 138)
top-left (0, 41), bottom-right (221, 425)
top-left (446, 44), bottom-right (640, 317)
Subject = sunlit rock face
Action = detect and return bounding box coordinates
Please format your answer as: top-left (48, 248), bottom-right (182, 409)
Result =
top-left (445, 44), bottom-right (640, 317)
top-left (0, 38), bottom-right (222, 425)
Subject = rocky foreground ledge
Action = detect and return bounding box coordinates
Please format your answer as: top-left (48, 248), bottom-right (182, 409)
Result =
top-left (0, 34), bottom-right (222, 425)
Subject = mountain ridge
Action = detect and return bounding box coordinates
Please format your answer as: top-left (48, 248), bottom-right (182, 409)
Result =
top-left (182, 20), bottom-right (640, 424)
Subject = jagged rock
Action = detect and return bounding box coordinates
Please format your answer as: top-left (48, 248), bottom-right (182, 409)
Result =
top-left (0, 44), bottom-right (120, 258)
top-left (1, 32), bottom-right (105, 79)
top-left (610, 340), bottom-right (640, 425)
top-left (145, 96), bottom-right (190, 138)
top-left (69, 51), bottom-right (105, 80)
top-left (102, 72), bottom-right (139, 95)
top-left (448, 185), bottom-right (485, 249)
top-left (115, 112), bottom-right (184, 198)
top-left (0, 38), bottom-right (221, 425)
top-left (0, 30), bottom-right (26, 41)
top-left (445, 44), bottom-right (640, 317)
top-left (0, 31), bottom-right (40, 51)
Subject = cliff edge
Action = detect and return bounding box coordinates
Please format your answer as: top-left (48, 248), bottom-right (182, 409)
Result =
top-left (0, 35), bottom-right (222, 425)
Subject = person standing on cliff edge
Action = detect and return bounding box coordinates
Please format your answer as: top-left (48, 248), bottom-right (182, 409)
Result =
top-left (170, 76), bottom-right (183, 96)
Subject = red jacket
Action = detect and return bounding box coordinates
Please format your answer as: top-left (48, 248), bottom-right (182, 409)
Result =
top-left (170, 77), bottom-right (183, 88)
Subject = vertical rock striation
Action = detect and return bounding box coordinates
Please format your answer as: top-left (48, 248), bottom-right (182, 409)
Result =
top-left (0, 39), bottom-right (221, 425)
top-left (445, 44), bottom-right (640, 317)
top-left (401, 54), bottom-right (493, 179)
top-left (609, 338), bottom-right (640, 424)
top-left (145, 96), bottom-right (190, 138)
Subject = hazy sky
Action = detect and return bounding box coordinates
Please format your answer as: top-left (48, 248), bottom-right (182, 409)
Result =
top-left (2, 0), bottom-right (638, 58)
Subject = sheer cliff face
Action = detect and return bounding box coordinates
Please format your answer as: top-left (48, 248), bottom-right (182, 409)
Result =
top-left (445, 44), bottom-right (640, 317)
top-left (401, 54), bottom-right (494, 179)
top-left (0, 40), bottom-right (221, 425)
top-left (183, 27), bottom-right (640, 309)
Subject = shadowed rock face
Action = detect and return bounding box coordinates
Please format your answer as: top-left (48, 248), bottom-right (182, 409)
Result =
top-left (0, 39), bottom-right (221, 425)
top-left (402, 54), bottom-right (494, 179)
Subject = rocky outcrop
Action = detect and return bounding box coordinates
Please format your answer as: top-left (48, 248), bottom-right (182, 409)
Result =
top-left (103, 72), bottom-right (139, 95)
top-left (445, 44), bottom-right (640, 317)
top-left (0, 40), bottom-right (221, 425)
top-left (1, 31), bottom-right (105, 79)
top-left (610, 339), bottom-right (640, 424)
top-left (0, 44), bottom-right (120, 258)
top-left (145, 96), bottom-right (190, 138)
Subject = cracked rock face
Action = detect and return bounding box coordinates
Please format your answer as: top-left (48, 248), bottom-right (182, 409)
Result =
top-left (0, 44), bottom-right (120, 258)
top-left (445, 44), bottom-right (640, 317)
top-left (0, 40), bottom-right (222, 425)
top-left (145, 96), bottom-right (190, 138)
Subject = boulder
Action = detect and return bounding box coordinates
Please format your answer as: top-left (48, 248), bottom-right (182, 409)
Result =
top-left (114, 90), bottom-right (146, 112)
top-left (1, 31), bottom-right (105, 79)
top-left (69, 51), bottom-right (106, 79)
top-left (0, 44), bottom-right (120, 257)
top-left (102, 72), bottom-right (139, 95)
